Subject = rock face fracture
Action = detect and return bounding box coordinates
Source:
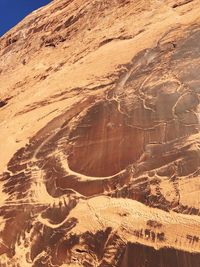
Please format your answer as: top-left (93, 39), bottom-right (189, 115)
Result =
top-left (0, 0), bottom-right (200, 266)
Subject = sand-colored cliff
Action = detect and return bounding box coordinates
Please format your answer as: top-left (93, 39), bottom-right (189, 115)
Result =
top-left (0, 0), bottom-right (200, 266)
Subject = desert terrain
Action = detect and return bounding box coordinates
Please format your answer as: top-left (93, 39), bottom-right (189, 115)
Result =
top-left (0, 0), bottom-right (200, 266)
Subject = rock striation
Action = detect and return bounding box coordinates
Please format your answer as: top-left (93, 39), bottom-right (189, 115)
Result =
top-left (0, 0), bottom-right (200, 266)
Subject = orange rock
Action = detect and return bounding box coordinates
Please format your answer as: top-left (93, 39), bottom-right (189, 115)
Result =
top-left (0, 0), bottom-right (200, 266)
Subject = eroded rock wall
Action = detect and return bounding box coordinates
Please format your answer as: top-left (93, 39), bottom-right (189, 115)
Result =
top-left (0, 0), bottom-right (200, 266)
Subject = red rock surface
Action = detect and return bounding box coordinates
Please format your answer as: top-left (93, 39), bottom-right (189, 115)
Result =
top-left (0, 0), bottom-right (200, 266)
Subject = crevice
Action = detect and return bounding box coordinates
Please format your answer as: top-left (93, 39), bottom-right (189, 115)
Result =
top-left (0, 100), bottom-right (7, 108)
top-left (172, 0), bottom-right (193, 8)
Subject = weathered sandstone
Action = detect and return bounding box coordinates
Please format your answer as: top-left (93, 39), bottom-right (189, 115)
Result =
top-left (0, 0), bottom-right (200, 266)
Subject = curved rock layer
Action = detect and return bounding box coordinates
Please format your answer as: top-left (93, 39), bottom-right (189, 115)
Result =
top-left (0, 0), bottom-right (200, 266)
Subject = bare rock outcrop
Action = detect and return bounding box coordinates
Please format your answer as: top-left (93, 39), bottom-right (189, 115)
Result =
top-left (0, 0), bottom-right (200, 266)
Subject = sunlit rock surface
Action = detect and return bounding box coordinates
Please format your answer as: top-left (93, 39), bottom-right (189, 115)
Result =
top-left (0, 0), bottom-right (200, 266)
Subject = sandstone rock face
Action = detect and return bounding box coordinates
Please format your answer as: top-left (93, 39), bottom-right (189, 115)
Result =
top-left (0, 0), bottom-right (200, 266)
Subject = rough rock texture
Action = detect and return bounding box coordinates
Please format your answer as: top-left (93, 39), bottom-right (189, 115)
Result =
top-left (0, 0), bottom-right (200, 266)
